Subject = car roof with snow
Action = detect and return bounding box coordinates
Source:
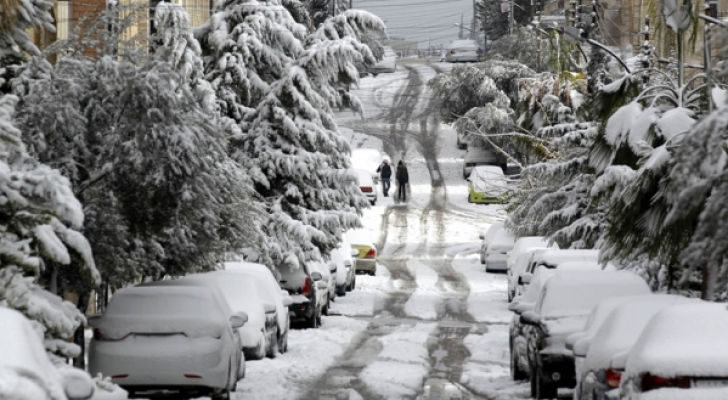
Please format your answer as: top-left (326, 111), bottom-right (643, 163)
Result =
top-left (531, 249), bottom-right (600, 269)
top-left (584, 294), bottom-right (698, 372)
top-left (537, 271), bottom-right (650, 320)
top-left (487, 227), bottom-right (515, 249)
top-left (625, 302), bottom-right (728, 378)
top-left (345, 228), bottom-right (376, 247)
top-left (472, 165), bottom-right (504, 177)
top-left (447, 40), bottom-right (478, 50)
top-left (354, 169), bottom-right (375, 186)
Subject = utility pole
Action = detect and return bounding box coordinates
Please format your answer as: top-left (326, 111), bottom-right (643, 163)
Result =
top-left (459, 14), bottom-right (465, 39)
top-left (472, 0), bottom-right (477, 40)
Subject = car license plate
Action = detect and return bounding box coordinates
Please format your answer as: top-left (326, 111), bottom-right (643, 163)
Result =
top-left (693, 379), bottom-right (728, 388)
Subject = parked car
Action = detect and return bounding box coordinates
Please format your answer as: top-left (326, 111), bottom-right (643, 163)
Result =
top-left (354, 168), bottom-right (378, 205)
top-left (571, 294), bottom-right (696, 400)
top-left (509, 267), bottom-right (558, 382)
top-left (467, 165), bottom-right (509, 204)
top-left (519, 271), bottom-right (650, 399)
top-left (89, 285), bottom-right (245, 400)
top-left (346, 228), bottom-right (377, 276)
top-left (370, 46), bottom-right (396, 76)
top-left (506, 236), bottom-right (558, 277)
top-left (223, 262), bottom-right (294, 355)
top-left (462, 146), bottom-right (506, 179)
top-left (331, 238), bottom-right (357, 295)
top-left (279, 262), bottom-right (328, 328)
top-left (445, 39), bottom-right (479, 62)
top-left (620, 303), bottom-right (728, 400)
top-left (479, 222), bottom-right (504, 264)
top-left (0, 306), bottom-right (114, 400)
top-left (515, 249), bottom-right (600, 295)
top-left (484, 227), bottom-right (515, 272)
top-left (310, 259), bottom-right (336, 313)
top-left (508, 248), bottom-right (547, 301)
top-left (351, 148), bottom-right (384, 182)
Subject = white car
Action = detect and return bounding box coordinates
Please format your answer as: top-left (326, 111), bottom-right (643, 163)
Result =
top-left (508, 248), bottom-right (547, 301)
top-left (89, 285), bottom-right (244, 400)
top-left (351, 149), bottom-right (384, 183)
top-left (479, 222), bottom-right (504, 264)
top-left (484, 227), bottom-right (515, 272)
top-left (309, 260), bottom-right (335, 316)
top-left (445, 39), bottom-right (479, 62)
top-left (334, 234), bottom-right (358, 294)
top-left (224, 261), bottom-right (293, 353)
top-left (519, 271), bottom-right (651, 399)
top-left (0, 306), bottom-right (116, 400)
top-left (183, 271), bottom-right (277, 360)
top-left (462, 146), bottom-right (506, 178)
top-left (506, 236), bottom-right (558, 273)
top-left (515, 249), bottom-right (599, 295)
top-left (354, 168), bottom-right (378, 205)
top-left (570, 294), bottom-right (696, 400)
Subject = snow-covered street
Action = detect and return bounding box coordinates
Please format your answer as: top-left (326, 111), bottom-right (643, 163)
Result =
top-left (229, 60), bottom-right (530, 400)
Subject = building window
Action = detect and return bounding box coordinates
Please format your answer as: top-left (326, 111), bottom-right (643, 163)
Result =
top-left (56, 1), bottom-right (72, 40)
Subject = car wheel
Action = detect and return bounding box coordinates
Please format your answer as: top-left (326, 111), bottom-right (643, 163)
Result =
top-left (535, 362), bottom-right (558, 399)
top-left (211, 389), bottom-right (231, 400)
top-left (323, 299), bottom-right (329, 316)
top-left (278, 329), bottom-right (288, 353)
top-left (510, 347), bottom-right (527, 380)
top-left (508, 289), bottom-right (513, 302)
top-left (480, 257), bottom-right (485, 265)
top-left (316, 307), bottom-right (322, 327)
top-left (254, 334), bottom-right (266, 360)
top-left (307, 310), bottom-right (318, 329)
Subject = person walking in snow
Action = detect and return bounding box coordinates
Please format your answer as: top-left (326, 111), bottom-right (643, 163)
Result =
top-left (376, 159), bottom-right (392, 196)
top-left (395, 160), bottom-right (409, 202)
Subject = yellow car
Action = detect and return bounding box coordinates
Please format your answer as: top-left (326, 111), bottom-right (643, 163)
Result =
top-left (468, 165), bottom-right (508, 204)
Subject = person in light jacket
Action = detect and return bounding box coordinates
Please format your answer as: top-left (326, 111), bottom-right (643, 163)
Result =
top-left (395, 160), bottom-right (409, 201)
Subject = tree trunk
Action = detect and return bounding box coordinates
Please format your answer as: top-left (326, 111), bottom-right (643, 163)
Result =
top-left (73, 291), bottom-right (90, 369)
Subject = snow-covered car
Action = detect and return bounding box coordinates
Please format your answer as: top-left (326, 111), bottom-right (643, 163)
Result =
top-left (509, 267), bottom-right (557, 382)
top-left (0, 306), bottom-right (114, 400)
top-left (181, 272), bottom-right (275, 360)
top-left (519, 271), bottom-right (651, 399)
top-left (445, 39), bottom-right (479, 62)
top-left (467, 165), bottom-right (509, 204)
top-left (335, 234), bottom-right (358, 294)
top-left (346, 228), bottom-right (378, 275)
top-left (354, 168), bottom-right (378, 205)
top-left (223, 262), bottom-right (294, 354)
top-left (279, 262), bottom-right (328, 328)
top-left (507, 236), bottom-right (557, 272)
top-left (484, 226), bottom-right (515, 272)
top-left (508, 248), bottom-right (547, 301)
top-left (370, 46), bottom-right (396, 76)
top-left (89, 285), bottom-right (244, 400)
top-left (462, 146), bottom-right (506, 179)
top-left (479, 222), bottom-right (504, 264)
top-left (619, 302), bottom-right (728, 400)
top-left (351, 149), bottom-right (384, 183)
top-left (310, 259), bottom-right (336, 312)
top-left (516, 249), bottom-right (600, 294)
top-left (570, 294), bottom-right (696, 400)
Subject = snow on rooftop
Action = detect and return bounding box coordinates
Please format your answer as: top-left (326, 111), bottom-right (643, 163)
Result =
top-left (626, 303), bottom-right (728, 379)
top-left (539, 271), bottom-right (650, 320)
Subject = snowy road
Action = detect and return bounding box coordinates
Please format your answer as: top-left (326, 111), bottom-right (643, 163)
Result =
top-left (227, 61), bottom-right (543, 400)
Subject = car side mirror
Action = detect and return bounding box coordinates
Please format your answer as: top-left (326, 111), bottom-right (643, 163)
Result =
top-left (520, 311), bottom-right (541, 326)
top-left (61, 368), bottom-right (95, 400)
top-left (329, 262), bottom-right (337, 273)
top-left (86, 315), bottom-right (101, 328)
top-left (519, 273), bottom-right (532, 285)
top-left (507, 301), bottom-right (521, 312)
top-left (478, 233), bottom-right (485, 240)
top-left (565, 332), bottom-right (586, 351)
top-left (263, 303), bottom-right (276, 314)
top-left (573, 338), bottom-right (591, 357)
top-left (230, 312), bottom-right (248, 329)
top-left (311, 271), bottom-right (323, 281)
top-left (350, 248), bottom-right (360, 257)
top-left (316, 281), bottom-right (329, 290)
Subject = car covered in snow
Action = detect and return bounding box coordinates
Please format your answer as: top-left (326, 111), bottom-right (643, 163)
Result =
top-left (0, 306), bottom-right (117, 400)
top-left (369, 46), bottom-right (397, 76)
top-left (515, 249), bottom-right (600, 295)
top-left (88, 285), bottom-right (244, 400)
top-left (479, 222), bottom-right (504, 265)
top-left (508, 248), bottom-right (547, 301)
top-left (354, 168), bottom-right (378, 205)
top-left (223, 262), bottom-right (294, 354)
top-left (445, 39), bottom-right (480, 63)
top-left (467, 165), bottom-right (509, 204)
top-left (278, 262), bottom-right (328, 328)
top-left (619, 302), bottom-right (728, 400)
top-left (506, 236), bottom-right (558, 282)
top-left (462, 146), bottom-right (506, 179)
top-left (310, 259), bottom-right (336, 314)
top-left (346, 228), bottom-right (378, 276)
top-left (570, 294), bottom-right (697, 400)
top-left (484, 226), bottom-right (515, 272)
top-left (519, 271), bottom-right (651, 399)
top-left (331, 235), bottom-right (357, 295)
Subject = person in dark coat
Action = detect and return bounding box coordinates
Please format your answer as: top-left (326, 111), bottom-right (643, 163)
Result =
top-left (376, 159), bottom-right (392, 196)
top-left (395, 160), bottom-right (409, 201)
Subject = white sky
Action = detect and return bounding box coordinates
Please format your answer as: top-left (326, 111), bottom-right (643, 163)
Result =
top-left (351, 0), bottom-right (477, 49)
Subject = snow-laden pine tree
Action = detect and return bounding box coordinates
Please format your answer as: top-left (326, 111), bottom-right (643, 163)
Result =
top-left (197, 0), bottom-right (384, 269)
top-left (0, 81), bottom-right (100, 363)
